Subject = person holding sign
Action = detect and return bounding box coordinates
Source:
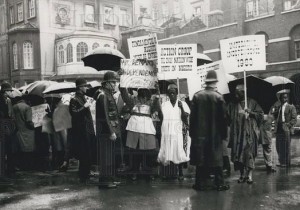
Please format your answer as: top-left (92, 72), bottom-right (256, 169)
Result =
top-left (157, 84), bottom-right (190, 180)
top-left (189, 70), bottom-right (229, 191)
top-left (120, 83), bottom-right (162, 181)
top-left (227, 84), bottom-right (263, 184)
top-left (69, 78), bottom-right (96, 183)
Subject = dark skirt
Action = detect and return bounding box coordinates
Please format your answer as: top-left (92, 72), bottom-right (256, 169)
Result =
top-left (126, 131), bottom-right (157, 150)
top-left (97, 134), bottom-right (116, 177)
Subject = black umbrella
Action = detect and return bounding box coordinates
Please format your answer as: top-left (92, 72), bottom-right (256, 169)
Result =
top-left (82, 47), bottom-right (126, 71)
top-left (228, 75), bottom-right (276, 113)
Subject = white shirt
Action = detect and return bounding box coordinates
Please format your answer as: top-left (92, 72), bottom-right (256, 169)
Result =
top-left (282, 102), bottom-right (287, 122)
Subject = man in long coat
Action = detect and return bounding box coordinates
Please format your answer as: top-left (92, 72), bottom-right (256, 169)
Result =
top-left (95, 71), bottom-right (121, 189)
top-left (271, 89), bottom-right (297, 167)
top-left (190, 70), bottom-right (229, 191)
top-left (69, 78), bottom-right (96, 183)
top-left (227, 84), bottom-right (263, 184)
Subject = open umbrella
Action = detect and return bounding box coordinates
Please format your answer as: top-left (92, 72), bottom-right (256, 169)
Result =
top-left (228, 75), bottom-right (276, 113)
top-left (264, 76), bottom-right (294, 86)
top-left (43, 82), bottom-right (76, 94)
top-left (82, 47), bottom-right (126, 71)
top-left (197, 53), bottom-right (212, 66)
top-left (24, 81), bottom-right (58, 97)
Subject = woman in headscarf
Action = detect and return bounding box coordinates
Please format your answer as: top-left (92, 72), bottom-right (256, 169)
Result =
top-left (157, 84), bottom-right (190, 180)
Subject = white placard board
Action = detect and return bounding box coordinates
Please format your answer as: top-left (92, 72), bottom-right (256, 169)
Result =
top-left (128, 34), bottom-right (158, 60)
top-left (220, 35), bottom-right (266, 73)
top-left (157, 44), bottom-right (197, 80)
top-left (188, 61), bottom-right (230, 99)
top-left (120, 59), bottom-right (158, 89)
top-left (31, 104), bottom-right (48, 128)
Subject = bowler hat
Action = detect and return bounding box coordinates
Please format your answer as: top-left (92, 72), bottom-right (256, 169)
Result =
top-left (103, 71), bottom-right (118, 83)
top-left (0, 82), bottom-right (13, 91)
top-left (75, 78), bottom-right (90, 88)
top-left (205, 70), bottom-right (218, 83)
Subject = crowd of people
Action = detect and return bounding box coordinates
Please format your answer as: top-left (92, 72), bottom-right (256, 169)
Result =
top-left (0, 69), bottom-right (297, 191)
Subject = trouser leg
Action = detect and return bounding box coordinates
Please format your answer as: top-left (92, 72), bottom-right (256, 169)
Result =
top-left (263, 144), bottom-right (272, 167)
top-left (214, 167), bottom-right (225, 186)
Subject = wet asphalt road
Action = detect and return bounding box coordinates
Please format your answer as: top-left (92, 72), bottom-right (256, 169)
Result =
top-left (1, 136), bottom-right (300, 210)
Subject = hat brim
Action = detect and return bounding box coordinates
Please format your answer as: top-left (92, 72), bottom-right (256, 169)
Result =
top-left (205, 79), bottom-right (218, 83)
top-left (102, 79), bottom-right (118, 83)
top-left (77, 84), bottom-right (92, 88)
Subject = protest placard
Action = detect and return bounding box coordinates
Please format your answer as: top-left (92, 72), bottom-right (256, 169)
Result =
top-left (31, 104), bottom-right (48, 128)
top-left (157, 44), bottom-right (197, 80)
top-left (120, 59), bottom-right (158, 89)
top-left (53, 103), bottom-right (72, 132)
top-left (220, 35), bottom-right (266, 73)
top-left (188, 61), bottom-right (230, 99)
top-left (128, 34), bottom-right (158, 60)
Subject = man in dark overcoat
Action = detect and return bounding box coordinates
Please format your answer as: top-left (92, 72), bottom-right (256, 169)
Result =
top-left (69, 78), bottom-right (96, 183)
top-left (189, 70), bottom-right (229, 191)
top-left (95, 71), bottom-right (121, 189)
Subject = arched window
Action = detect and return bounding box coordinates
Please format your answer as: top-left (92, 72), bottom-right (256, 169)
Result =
top-left (104, 44), bottom-right (110, 48)
top-left (66, 43), bottom-right (73, 63)
top-left (255, 31), bottom-right (269, 62)
top-left (58, 45), bottom-right (64, 64)
top-left (23, 41), bottom-right (33, 69)
top-left (290, 25), bottom-right (300, 60)
top-left (92, 43), bottom-right (99, 50)
top-left (77, 42), bottom-right (88, 62)
top-left (13, 43), bottom-right (18, 69)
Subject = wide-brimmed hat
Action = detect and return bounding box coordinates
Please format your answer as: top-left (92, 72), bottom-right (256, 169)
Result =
top-left (205, 70), bottom-right (218, 83)
top-left (75, 78), bottom-right (90, 88)
top-left (0, 82), bottom-right (13, 91)
top-left (103, 71), bottom-right (118, 83)
top-left (276, 89), bottom-right (290, 99)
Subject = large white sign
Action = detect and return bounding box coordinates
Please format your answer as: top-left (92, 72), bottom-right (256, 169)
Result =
top-left (188, 61), bottom-right (230, 99)
top-left (128, 34), bottom-right (158, 60)
top-left (32, 104), bottom-right (48, 128)
top-left (120, 59), bottom-right (158, 89)
top-left (220, 35), bottom-right (266, 73)
top-left (157, 44), bottom-right (197, 80)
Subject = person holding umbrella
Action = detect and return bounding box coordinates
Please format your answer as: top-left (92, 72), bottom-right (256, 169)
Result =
top-left (95, 71), bottom-right (121, 189)
top-left (271, 89), bottom-right (297, 167)
top-left (189, 70), bottom-right (229, 191)
top-left (227, 83), bottom-right (263, 184)
top-left (69, 78), bottom-right (96, 183)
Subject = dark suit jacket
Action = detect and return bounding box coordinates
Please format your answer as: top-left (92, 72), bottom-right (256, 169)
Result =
top-left (272, 101), bottom-right (297, 134)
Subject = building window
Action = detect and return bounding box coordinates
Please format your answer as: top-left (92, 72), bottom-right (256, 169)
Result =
top-left (104, 44), bottom-right (110, 48)
top-left (119, 8), bottom-right (130, 26)
top-left (9, 6), bottom-right (14, 24)
top-left (92, 43), bottom-right (100, 50)
top-left (17, 3), bottom-right (24, 22)
top-left (174, 0), bottom-right (180, 15)
top-left (246, 0), bottom-right (259, 18)
top-left (162, 3), bottom-right (168, 17)
top-left (284, 0), bottom-right (300, 10)
top-left (76, 42), bottom-right (88, 62)
top-left (23, 41), bottom-right (33, 69)
top-left (58, 45), bottom-right (64, 64)
top-left (104, 6), bottom-right (114, 24)
top-left (13, 43), bottom-right (18, 70)
top-left (296, 41), bottom-right (300, 59)
top-left (85, 5), bottom-right (95, 23)
top-left (28, 0), bottom-right (35, 18)
top-left (66, 43), bottom-right (73, 63)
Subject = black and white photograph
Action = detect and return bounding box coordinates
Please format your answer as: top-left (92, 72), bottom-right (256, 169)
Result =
top-left (1, 0), bottom-right (300, 209)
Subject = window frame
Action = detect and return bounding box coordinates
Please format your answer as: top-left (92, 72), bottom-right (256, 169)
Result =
top-left (103, 5), bottom-right (115, 25)
top-left (76, 42), bottom-right (88, 62)
top-left (246, 0), bottom-right (259, 18)
top-left (9, 6), bottom-right (14, 24)
top-left (58, 45), bottom-right (65, 65)
top-left (85, 4), bottom-right (95, 23)
top-left (13, 43), bottom-right (18, 70)
top-left (28, 0), bottom-right (36, 18)
top-left (17, 2), bottom-right (24, 22)
top-left (295, 39), bottom-right (300, 60)
top-left (92, 43), bottom-right (100, 50)
top-left (66, 43), bottom-right (73, 63)
top-left (23, 41), bottom-right (33, 69)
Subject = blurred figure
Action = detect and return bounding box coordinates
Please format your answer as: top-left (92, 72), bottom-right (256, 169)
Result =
top-left (271, 89), bottom-right (297, 167)
top-left (0, 82), bottom-right (16, 179)
top-left (69, 78), bottom-right (96, 183)
top-left (157, 84), bottom-right (190, 180)
top-left (190, 70), bottom-right (229, 191)
top-left (13, 96), bottom-right (35, 170)
top-left (227, 84), bottom-right (263, 184)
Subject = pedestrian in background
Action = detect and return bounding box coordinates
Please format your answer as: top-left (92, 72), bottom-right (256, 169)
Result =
top-left (271, 89), bottom-right (297, 167)
top-left (69, 78), bottom-right (96, 183)
top-left (190, 70), bottom-right (229, 191)
top-left (227, 84), bottom-right (263, 184)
